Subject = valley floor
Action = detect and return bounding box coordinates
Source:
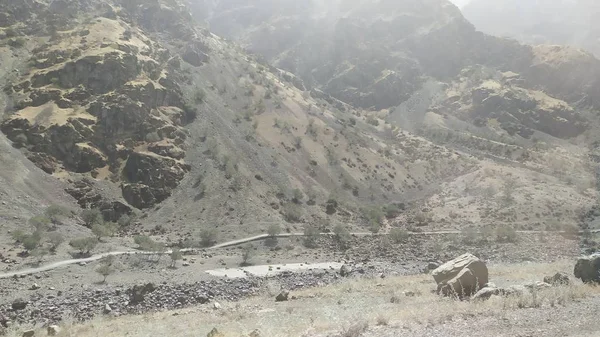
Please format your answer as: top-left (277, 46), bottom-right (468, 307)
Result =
top-left (5, 261), bottom-right (600, 337)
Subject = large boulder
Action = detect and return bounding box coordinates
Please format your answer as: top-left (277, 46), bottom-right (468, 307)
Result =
top-left (432, 253), bottom-right (488, 298)
top-left (574, 254), bottom-right (600, 283)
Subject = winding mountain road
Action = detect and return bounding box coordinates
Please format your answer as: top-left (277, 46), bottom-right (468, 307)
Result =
top-left (0, 229), bottom-right (590, 279)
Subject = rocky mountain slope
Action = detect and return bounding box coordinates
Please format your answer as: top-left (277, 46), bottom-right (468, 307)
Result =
top-left (0, 0), bottom-right (598, 245)
top-left (462, 0), bottom-right (600, 57)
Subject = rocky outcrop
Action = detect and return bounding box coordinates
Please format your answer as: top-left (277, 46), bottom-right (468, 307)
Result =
top-left (0, 9), bottom-right (199, 210)
top-left (434, 67), bottom-right (588, 139)
top-left (432, 253), bottom-right (488, 298)
top-left (122, 152), bottom-right (190, 209)
top-left (574, 254), bottom-right (600, 284)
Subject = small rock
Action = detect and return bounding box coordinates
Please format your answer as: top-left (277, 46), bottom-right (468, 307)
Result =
top-left (275, 290), bottom-right (289, 302)
top-left (249, 329), bottom-right (261, 337)
top-left (47, 325), bottom-right (60, 336)
top-left (11, 299), bottom-right (27, 311)
top-left (182, 262), bottom-right (190, 267)
top-left (403, 291), bottom-right (416, 297)
top-left (473, 287), bottom-right (502, 301)
top-left (543, 272), bottom-right (570, 286)
top-left (22, 329), bottom-right (35, 337)
top-left (103, 304), bottom-right (112, 314)
top-left (339, 264), bottom-right (352, 277)
top-left (213, 302), bottom-right (221, 310)
top-left (78, 262), bottom-right (87, 266)
top-left (29, 283), bottom-right (40, 290)
top-left (207, 328), bottom-right (225, 337)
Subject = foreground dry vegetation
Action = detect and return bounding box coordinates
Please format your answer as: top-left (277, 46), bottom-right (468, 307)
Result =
top-left (6, 261), bottom-right (600, 337)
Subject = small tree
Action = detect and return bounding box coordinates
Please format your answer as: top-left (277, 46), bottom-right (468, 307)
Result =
top-left (283, 203), bottom-right (302, 222)
top-left (241, 244), bottom-right (254, 266)
top-left (389, 228), bottom-right (409, 244)
top-left (31, 247), bottom-right (49, 265)
top-left (303, 225), bottom-right (319, 248)
top-left (333, 224), bottom-right (351, 249)
top-left (81, 209), bottom-right (103, 227)
top-left (267, 223), bottom-right (281, 238)
top-left (69, 237), bottom-right (98, 256)
top-left (47, 232), bottom-right (64, 253)
top-left (200, 228), bottom-right (218, 247)
top-left (495, 224), bottom-right (517, 243)
top-left (28, 215), bottom-right (51, 232)
top-left (22, 233), bottom-right (41, 252)
top-left (92, 222), bottom-right (117, 241)
top-left (292, 189), bottom-right (303, 204)
top-left (170, 247), bottom-right (183, 268)
top-left (45, 205), bottom-right (69, 224)
top-left (96, 258), bottom-right (115, 283)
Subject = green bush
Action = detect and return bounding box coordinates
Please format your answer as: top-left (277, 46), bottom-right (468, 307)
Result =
top-left (495, 224), bottom-right (517, 243)
top-left (81, 209), bottom-right (103, 227)
top-left (199, 228), bottom-right (218, 247)
top-left (333, 224), bottom-right (351, 249)
top-left (283, 203), bottom-right (302, 222)
top-left (267, 223), bottom-right (281, 237)
top-left (303, 225), bottom-right (319, 248)
top-left (389, 228), bottom-right (409, 244)
top-left (69, 237), bottom-right (98, 255)
top-left (45, 205), bottom-right (70, 223)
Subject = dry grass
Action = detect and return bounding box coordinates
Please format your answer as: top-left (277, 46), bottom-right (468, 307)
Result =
top-left (6, 261), bottom-right (600, 337)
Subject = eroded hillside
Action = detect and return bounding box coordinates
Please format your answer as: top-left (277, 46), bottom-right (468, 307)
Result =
top-left (0, 0), bottom-right (598, 243)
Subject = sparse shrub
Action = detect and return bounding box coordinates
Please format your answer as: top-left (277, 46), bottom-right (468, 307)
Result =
top-left (333, 224), bottom-right (351, 249)
top-left (362, 206), bottom-right (384, 230)
top-left (240, 244), bottom-right (254, 266)
top-left (117, 213), bottom-right (135, 228)
top-left (376, 315), bottom-right (389, 326)
top-left (28, 215), bottom-right (51, 231)
top-left (230, 175), bottom-right (244, 191)
top-left (461, 227), bottom-right (478, 245)
top-left (45, 205), bottom-right (69, 223)
top-left (200, 228), bottom-right (218, 247)
top-left (96, 256), bottom-right (116, 283)
top-left (292, 189), bottom-right (303, 204)
top-left (81, 209), bottom-right (103, 227)
top-left (267, 223), bottom-right (281, 237)
top-left (303, 224), bottom-right (319, 248)
top-left (92, 222), bottom-right (117, 241)
top-left (389, 228), bottom-right (409, 244)
top-left (170, 247), bottom-right (182, 268)
top-left (294, 136), bottom-right (302, 149)
top-left (194, 89), bottom-right (206, 103)
top-left (7, 37), bottom-right (26, 48)
top-left (340, 321), bottom-right (369, 337)
top-left (383, 204), bottom-right (401, 219)
top-left (69, 237), bottom-right (98, 255)
top-left (47, 232), bottom-right (64, 253)
top-left (413, 211), bottom-right (432, 226)
top-left (495, 224), bottom-right (517, 243)
top-left (283, 203), bottom-right (302, 223)
top-left (366, 115), bottom-right (379, 126)
top-left (306, 118), bottom-right (318, 140)
top-left (22, 233), bottom-right (41, 252)
top-left (254, 99), bottom-right (266, 114)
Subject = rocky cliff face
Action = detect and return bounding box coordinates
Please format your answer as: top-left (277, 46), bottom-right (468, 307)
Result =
top-left (0, 1), bottom-right (198, 212)
top-left (192, 0), bottom-right (600, 137)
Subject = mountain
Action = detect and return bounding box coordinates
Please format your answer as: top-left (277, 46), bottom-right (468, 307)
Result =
top-left (462, 0), bottom-right (600, 57)
top-left (0, 0), bottom-right (598, 245)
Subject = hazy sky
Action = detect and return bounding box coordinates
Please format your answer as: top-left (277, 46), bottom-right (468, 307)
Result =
top-left (449, 0), bottom-right (472, 7)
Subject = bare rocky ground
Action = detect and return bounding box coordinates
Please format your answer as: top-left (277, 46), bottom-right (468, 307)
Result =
top-left (0, 232), bottom-right (587, 330)
top-left (4, 261), bottom-right (599, 337)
